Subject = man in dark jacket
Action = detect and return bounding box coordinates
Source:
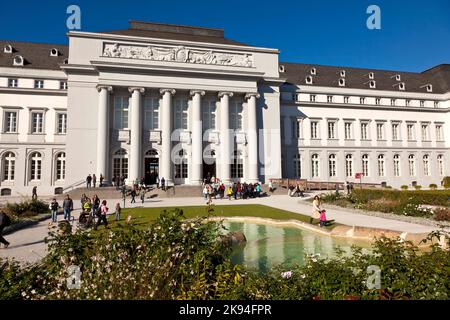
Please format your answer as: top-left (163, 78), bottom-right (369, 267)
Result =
top-left (0, 211), bottom-right (11, 248)
top-left (63, 194), bottom-right (74, 221)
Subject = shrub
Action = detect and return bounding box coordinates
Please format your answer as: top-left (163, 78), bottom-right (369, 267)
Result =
top-left (401, 185), bottom-right (408, 190)
top-left (429, 184), bottom-right (438, 190)
top-left (4, 199), bottom-right (49, 218)
top-left (433, 207), bottom-right (450, 221)
top-left (362, 198), bottom-right (401, 213)
top-left (414, 185), bottom-right (422, 190)
top-left (443, 176), bottom-right (450, 189)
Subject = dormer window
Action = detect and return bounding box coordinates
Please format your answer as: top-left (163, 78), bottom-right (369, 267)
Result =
top-left (399, 82), bottom-right (405, 90)
top-left (368, 72), bottom-right (374, 79)
top-left (395, 74), bottom-right (401, 81)
top-left (305, 75), bottom-right (313, 84)
top-left (50, 48), bottom-right (59, 57)
top-left (310, 68), bottom-right (316, 75)
top-left (369, 80), bottom-right (376, 88)
top-left (338, 78), bottom-right (345, 86)
top-left (62, 58), bottom-right (69, 64)
top-left (4, 44), bottom-right (12, 53)
top-left (340, 70), bottom-right (346, 77)
top-left (426, 84), bottom-right (433, 92)
top-left (279, 65), bottom-right (285, 73)
top-left (13, 55), bottom-right (24, 66)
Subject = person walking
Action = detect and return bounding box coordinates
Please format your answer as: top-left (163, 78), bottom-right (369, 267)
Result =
top-left (160, 177), bottom-right (165, 191)
top-left (115, 203), bottom-right (121, 221)
top-left (92, 194), bottom-right (100, 219)
top-left (50, 198), bottom-right (59, 223)
top-left (86, 174), bottom-right (92, 188)
top-left (268, 179), bottom-right (274, 193)
top-left (0, 211), bottom-right (11, 248)
top-left (94, 200), bottom-right (109, 230)
top-left (63, 194), bottom-right (73, 221)
top-left (130, 186), bottom-right (136, 204)
top-left (140, 187), bottom-right (146, 204)
top-left (92, 174), bottom-right (97, 188)
top-left (32, 186), bottom-right (37, 200)
top-left (310, 195), bottom-right (322, 224)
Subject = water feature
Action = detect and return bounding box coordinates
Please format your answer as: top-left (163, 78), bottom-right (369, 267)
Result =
top-left (223, 221), bottom-right (372, 272)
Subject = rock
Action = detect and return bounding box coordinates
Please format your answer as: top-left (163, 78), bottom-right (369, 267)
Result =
top-left (221, 231), bottom-right (247, 247)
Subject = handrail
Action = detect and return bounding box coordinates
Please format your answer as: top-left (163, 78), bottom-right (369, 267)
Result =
top-left (62, 179), bottom-right (86, 192)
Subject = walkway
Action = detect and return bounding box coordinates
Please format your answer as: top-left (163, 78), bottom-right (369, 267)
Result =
top-left (0, 194), bottom-right (441, 264)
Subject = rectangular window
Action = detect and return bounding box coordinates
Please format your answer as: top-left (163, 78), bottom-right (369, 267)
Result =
top-left (60, 81), bottom-right (68, 90)
top-left (420, 100), bottom-right (425, 107)
top-left (407, 124), bottom-right (415, 140)
top-left (406, 99), bottom-right (410, 106)
top-left (327, 121), bottom-right (336, 139)
top-left (175, 99), bottom-right (188, 130)
top-left (421, 124), bottom-right (429, 141)
top-left (203, 100), bottom-right (216, 131)
top-left (175, 162), bottom-right (188, 178)
top-left (34, 80), bottom-right (44, 89)
top-left (375, 98), bottom-right (381, 105)
top-left (361, 122), bottom-right (368, 140)
top-left (392, 123), bottom-right (400, 140)
top-left (360, 97), bottom-right (365, 104)
top-left (114, 96), bottom-right (129, 129)
top-left (327, 95), bottom-right (333, 103)
top-left (144, 97), bottom-right (159, 130)
top-left (57, 113), bottom-right (67, 134)
top-left (230, 101), bottom-right (243, 130)
top-left (31, 112), bottom-right (44, 133)
top-left (310, 121), bottom-right (319, 139)
top-left (434, 101), bottom-right (439, 108)
top-left (310, 94), bottom-right (316, 102)
top-left (390, 98), bottom-right (396, 106)
top-left (8, 78), bottom-right (18, 88)
top-left (292, 119), bottom-right (301, 139)
top-left (344, 122), bottom-right (352, 139)
top-left (436, 125), bottom-right (443, 141)
top-left (376, 123), bottom-right (384, 140)
top-left (4, 111), bottom-right (17, 133)
top-left (344, 96), bottom-right (349, 104)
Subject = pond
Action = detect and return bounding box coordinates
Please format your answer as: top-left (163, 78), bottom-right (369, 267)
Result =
top-left (223, 221), bottom-right (372, 272)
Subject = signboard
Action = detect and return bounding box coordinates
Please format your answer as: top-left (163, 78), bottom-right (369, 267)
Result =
top-left (355, 173), bottom-right (363, 179)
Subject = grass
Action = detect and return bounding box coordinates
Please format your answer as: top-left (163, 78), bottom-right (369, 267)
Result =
top-left (107, 204), bottom-right (337, 230)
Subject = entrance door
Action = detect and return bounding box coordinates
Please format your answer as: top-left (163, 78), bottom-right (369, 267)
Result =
top-left (145, 158), bottom-right (159, 185)
top-left (202, 160), bottom-right (216, 182)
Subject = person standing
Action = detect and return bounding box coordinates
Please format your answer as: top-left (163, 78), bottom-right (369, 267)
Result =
top-left (160, 177), bottom-right (165, 191)
top-left (140, 187), bottom-right (146, 204)
top-left (268, 180), bottom-right (274, 193)
top-left (310, 195), bottom-right (322, 224)
top-left (156, 176), bottom-right (160, 189)
top-left (112, 174), bottom-right (116, 187)
top-left (99, 174), bottom-right (104, 187)
top-left (63, 194), bottom-right (73, 221)
top-left (130, 186), bottom-right (136, 204)
top-left (92, 174), bottom-right (97, 188)
top-left (32, 186), bottom-right (37, 200)
top-left (50, 198), bottom-right (59, 223)
top-left (95, 200), bottom-right (109, 230)
top-left (92, 194), bottom-right (100, 218)
top-left (86, 174), bottom-right (92, 188)
top-left (115, 203), bottom-right (121, 221)
top-left (0, 211), bottom-right (11, 248)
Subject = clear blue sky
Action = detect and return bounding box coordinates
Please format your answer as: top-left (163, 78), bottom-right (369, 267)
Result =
top-left (1, 0), bottom-right (449, 72)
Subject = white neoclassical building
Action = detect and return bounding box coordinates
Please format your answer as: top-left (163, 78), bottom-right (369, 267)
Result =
top-left (0, 20), bottom-right (449, 196)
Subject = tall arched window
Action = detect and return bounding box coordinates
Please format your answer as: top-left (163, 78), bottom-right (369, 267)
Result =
top-left (345, 154), bottom-right (353, 177)
top-left (423, 155), bottom-right (430, 176)
top-left (231, 150), bottom-right (243, 178)
top-left (393, 154), bottom-right (400, 177)
top-left (175, 149), bottom-right (188, 178)
top-left (2, 152), bottom-right (15, 181)
top-left (408, 154), bottom-right (416, 177)
top-left (437, 155), bottom-right (445, 176)
top-left (311, 154), bottom-right (319, 178)
top-left (29, 152), bottom-right (42, 181)
top-left (294, 154), bottom-right (301, 178)
top-left (113, 149), bottom-right (128, 179)
top-left (377, 154), bottom-right (385, 177)
top-left (55, 152), bottom-right (66, 181)
top-left (362, 154), bottom-right (369, 177)
top-left (328, 154), bottom-right (336, 177)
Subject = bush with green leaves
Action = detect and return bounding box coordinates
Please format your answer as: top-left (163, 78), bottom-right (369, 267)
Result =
top-left (401, 185), bottom-right (408, 190)
top-left (443, 176), bottom-right (450, 189)
top-left (4, 199), bottom-right (49, 218)
top-left (414, 185), bottom-right (422, 190)
top-left (429, 184), bottom-right (438, 190)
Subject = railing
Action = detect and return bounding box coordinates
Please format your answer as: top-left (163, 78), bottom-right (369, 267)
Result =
top-left (62, 179), bottom-right (86, 193)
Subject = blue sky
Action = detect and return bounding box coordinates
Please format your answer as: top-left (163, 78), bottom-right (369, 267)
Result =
top-left (1, 0), bottom-right (449, 72)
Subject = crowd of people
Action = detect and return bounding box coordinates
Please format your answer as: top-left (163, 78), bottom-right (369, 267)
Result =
top-left (201, 178), bottom-right (268, 201)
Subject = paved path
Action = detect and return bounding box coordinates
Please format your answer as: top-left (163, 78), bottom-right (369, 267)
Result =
top-left (0, 194), bottom-right (442, 264)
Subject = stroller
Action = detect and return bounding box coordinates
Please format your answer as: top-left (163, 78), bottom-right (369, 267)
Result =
top-left (319, 210), bottom-right (335, 227)
top-left (78, 201), bottom-right (97, 229)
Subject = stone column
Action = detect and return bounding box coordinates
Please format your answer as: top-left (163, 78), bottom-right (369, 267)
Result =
top-left (96, 85), bottom-right (112, 180)
top-left (219, 92), bottom-right (233, 183)
top-left (128, 87), bottom-right (145, 184)
top-left (190, 90), bottom-right (205, 185)
top-left (160, 89), bottom-right (176, 185)
top-left (246, 93), bottom-right (260, 183)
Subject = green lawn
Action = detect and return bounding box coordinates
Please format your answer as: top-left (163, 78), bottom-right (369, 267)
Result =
top-left (108, 204), bottom-right (336, 230)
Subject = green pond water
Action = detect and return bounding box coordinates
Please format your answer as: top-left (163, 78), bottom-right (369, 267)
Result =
top-left (223, 221), bottom-right (372, 272)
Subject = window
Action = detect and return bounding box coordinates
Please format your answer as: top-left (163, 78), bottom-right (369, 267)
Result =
top-left (438, 155), bottom-right (445, 176)
top-left (174, 149), bottom-right (188, 179)
top-left (423, 155), bottom-right (430, 176)
top-left (231, 150), bottom-right (243, 179)
top-left (393, 154), bottom-right (400, 177)
top-left (344, 96), bottom-right (349, 104)
top-left (344, 122), bottom-right (352, 139)
top-left (376, 123), bottom-right (384, 140)
top-left (328, 154), bottom-right (336, 177)
top-left (55, 152), bottom-right (66, 180)
top-left (310, 94), bottom-right (316, 102)
top-left (2, 152), bottom-right (15, 181)
top-left (390, 99), bottom-right (396, 106)
top-left (407, 124), bottom-right (415, 140)
top-left (29, 152), bottom-right (42, 181)
top-left (377, 154), bottom-right (385, 177)
top-left (8, 78), bottom-right (18, 88)
top-left (57, 113), bottom-right (67, 134)
top-left (436, 124), bottom-right (443, 141)
top-left (361, 122), bottom-right (369, 140)
top-left (202, 100), bottom-right (216, 131)
top-left (375, 98), bottom-right (381, 105)
top-left (144, 97), bottom-right (159, 130)
top-left (60, 81), bottom-right (68, 90)
top-left (420, 100), bottom-right (425, 107)
top-left (34, 80), bottom-right (44, 89)
top-left (408, 155), bottom-right (416, 177)
top-left (4, 111), bottom-right (17, 133)
top-left (311, 154), bottom-right (319, 177)
top-left (392, 123), bottom-right (400, 140)
top-left (421, 124), bottom-right (429, 141)
top-left (174, 98), bottom-right (188, 130)
top-left (31, 112), bottom-right (44, 133)
top-left (113, 149), bottom-right (128, 179)
top-left (362, 154), bottom-right (369, 177)
top-left (434, 101), bottom-right (439, 108)
top-left (406, 99), bottom-right (411, 106)
top-left (292, 119), bottom-right (301, 139)
top-left (310, 121), bottom-right (319, 139)
top-left (360, 97), bottom-right (365, 104)
top-left (230, 101), bottom-right (243, 130)
top-left (327, 121), bottom-right (336, 139)
top-left (114, 96), bottom-right (129, 129)
top-left (339, 79), bottom-right (346, 87)
top-left (294, 154), bottom-right (301, 178)
top-left (327, 95), bottom-right (333, 103)
top-left (345, 154), bottom-right (353, 177)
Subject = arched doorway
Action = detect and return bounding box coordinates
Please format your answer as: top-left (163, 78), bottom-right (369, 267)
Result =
top-left (203, 148), bottom-right (216, 182)
top-left (144, 149), bottom-right (159, 185)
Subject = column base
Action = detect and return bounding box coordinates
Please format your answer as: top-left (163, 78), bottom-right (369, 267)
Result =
top-left (190, 179), bottom-right (203, 186)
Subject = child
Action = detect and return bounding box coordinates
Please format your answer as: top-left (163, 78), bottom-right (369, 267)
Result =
top-left (115, 203), bottom-right (121, 221)
top-left (227, 186), bottom-right (233, 200)
top-left (320, 209), bottom-right (327, 227)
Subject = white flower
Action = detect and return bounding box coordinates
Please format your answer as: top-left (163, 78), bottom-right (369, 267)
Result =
top-left (281, 271), bottom-right (293, 279)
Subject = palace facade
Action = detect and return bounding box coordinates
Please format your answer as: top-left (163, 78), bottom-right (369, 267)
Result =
top-left (0, 21), bottom-right (449, 195)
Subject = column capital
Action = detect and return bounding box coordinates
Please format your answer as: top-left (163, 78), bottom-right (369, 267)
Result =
top-left (245, 92), bottom-right (260, 100)
top-left (189, 90), bottom-right (205, 97)
top-left (218, 91), bottom-right (234, 98)
top-left (128, 87), bottom-right (145, 94)
top-left (96, 85), bottom-right (113, 93)
top-left (160, 88), bottom-right (176, 96)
